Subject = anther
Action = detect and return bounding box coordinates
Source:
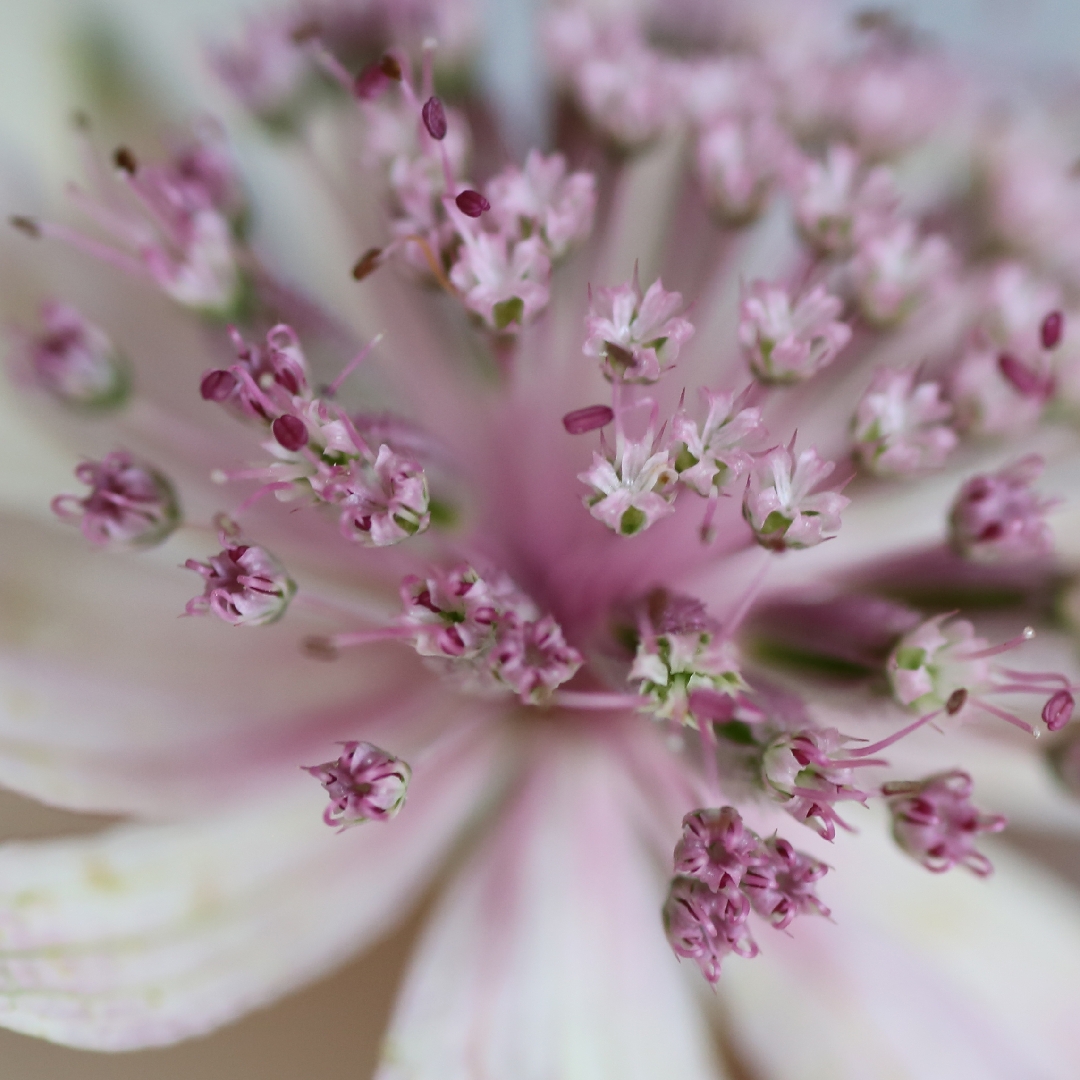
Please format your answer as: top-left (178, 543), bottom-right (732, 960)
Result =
top-left (272, 414), bottom-right (308, 451)
top-left (289, 20), bottom-right (322, 44)
top-left (454, 189), bottom-right (490, 217)
top-left (303, 636), bottom-right (339, 661)
top-left (562, 404), bottom-right (614, 434)
top-left (422, 96), bottom-right (447, 140)
top-left (10, 215), bottom-right (41, 237)
top-left (1043, 689), bottom-right (1075, 732)
top-left (1041, 310), bottom-right (1064, 350)
top-left (200, 368), bottom-right (238, 402)
top-left (113, 147), bottom-right (138, 174)
top-left (352, 247), bottom-right (383, 280)
top-left (946, 688), bottom-right (968, 715)
top-left (379, 54), bottom-right (403, 80)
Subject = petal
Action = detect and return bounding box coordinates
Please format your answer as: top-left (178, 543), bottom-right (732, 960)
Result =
top-left (0, 510), bottom-right (460, 815)
top-left (718, 810), bottom-right (1080, 1080)
top-left (0, 725), bottom-right (500, 1050)
top-left (375, 735), bottom-right (724, 1080)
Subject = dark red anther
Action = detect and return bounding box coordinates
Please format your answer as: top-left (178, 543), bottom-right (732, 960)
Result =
top-left (352, 248), bottom-right (383, 280)
top-left (562, 404), bottom-right (615, 434)
top-left (113, 147), bottom-right (138, 174)
top-left (1043, 689), bottom-right (1075, 732)
top-left (997, 353), bottom-right (1053, 400)
top-left (1041, 310), bottom-right (1064, 350)
top-left (422, 96), bottom-right (447, 140)
top-left (272, 414), bottom-right (308, 452)
top-left (946, 688), bottom-right (968, 715)
top-left (200, 369), bottom-right (238, 402)
top-left (379, 54), bottom-right (403, 81)
top-left (455, 190), bottom-right (490, 217)
top-left (10, 215), bottom-right (40, 237)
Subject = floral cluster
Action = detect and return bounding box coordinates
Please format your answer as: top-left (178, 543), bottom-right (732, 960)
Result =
top-left (11, 0), bottom-right (1080, 1063)
top-left (203, 324), bottom-right (430, 547)
top-left (663, 806), bottom-right (828, 984)
top-left (398, 565), bottom-right (583, 704)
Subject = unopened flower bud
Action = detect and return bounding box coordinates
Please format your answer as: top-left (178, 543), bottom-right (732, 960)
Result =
top-left (305, 741), bottom-right (411, 827)
top-left (25, 302), bottom-right (129, 410)
top-left (673, 807), bottom-right (761, 891)
top-left (662, 876), bottom-right (756, 985)
top-left (184, 520), bottom-right (295, 626)
top-left (52, 451), bottom-right (180, 550)
top-left (949, 456), bottom-right (1054, 564)
top-left (882, 770), bottom-right (1006, 876)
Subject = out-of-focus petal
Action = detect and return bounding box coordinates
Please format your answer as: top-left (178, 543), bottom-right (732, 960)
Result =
top-left (718, 813), bottom-right (1080, 1079)
top-left (375, 734), bottom-right (725, 1080)
top-left (0, 511), bottom-right (456, 815)
top-left (0, 726), bottom-right (501, 1050)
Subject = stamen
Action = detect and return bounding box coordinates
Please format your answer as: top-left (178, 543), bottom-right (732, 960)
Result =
top-left (351, 247), bottom-right (383, 280)
top-left (454, 189), bottom-right (490, 217)
top-left (325, 333), bottom-right (383, 397)
top-left (1041, 310), bottom-right (1064, 350)
top-left (954, 627), bottom-right (1035, 661)
top-left (562, 404), bottom-right (614, 434)
top-left (1043, 690), bottom-right (1075, 732)
top-left (422, 96), bottom-right (448, 140)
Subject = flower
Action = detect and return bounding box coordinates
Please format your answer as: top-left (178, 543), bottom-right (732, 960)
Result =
top-left (6, 1), bottom-right (1080, 1075)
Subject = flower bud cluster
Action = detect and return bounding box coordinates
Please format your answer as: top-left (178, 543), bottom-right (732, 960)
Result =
top-left (204, 325), bottom-right (430, 547)
top-left (664, 806), bottom-right (828, 984)
top-left (400, 565), bottom-right (582, 704)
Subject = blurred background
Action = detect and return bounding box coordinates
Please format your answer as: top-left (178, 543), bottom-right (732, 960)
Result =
top-left (1, 0), bottom-right (1079, 1076)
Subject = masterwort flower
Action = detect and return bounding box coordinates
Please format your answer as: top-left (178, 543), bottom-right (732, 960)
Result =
top-left (5, 0), bottom-right (1080, 1076)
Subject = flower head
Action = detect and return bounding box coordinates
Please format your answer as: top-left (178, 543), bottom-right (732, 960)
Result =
top-left (584, 272), bottom-right (694, 384)
top-left (853, 367), bottom-right (957, 476)
top-left (743, 445), bottom-right (848, 550)
top-left (6, 1), bottom-right (1080, 1069)
top-left (739, 280), bottom-right (852, 383)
